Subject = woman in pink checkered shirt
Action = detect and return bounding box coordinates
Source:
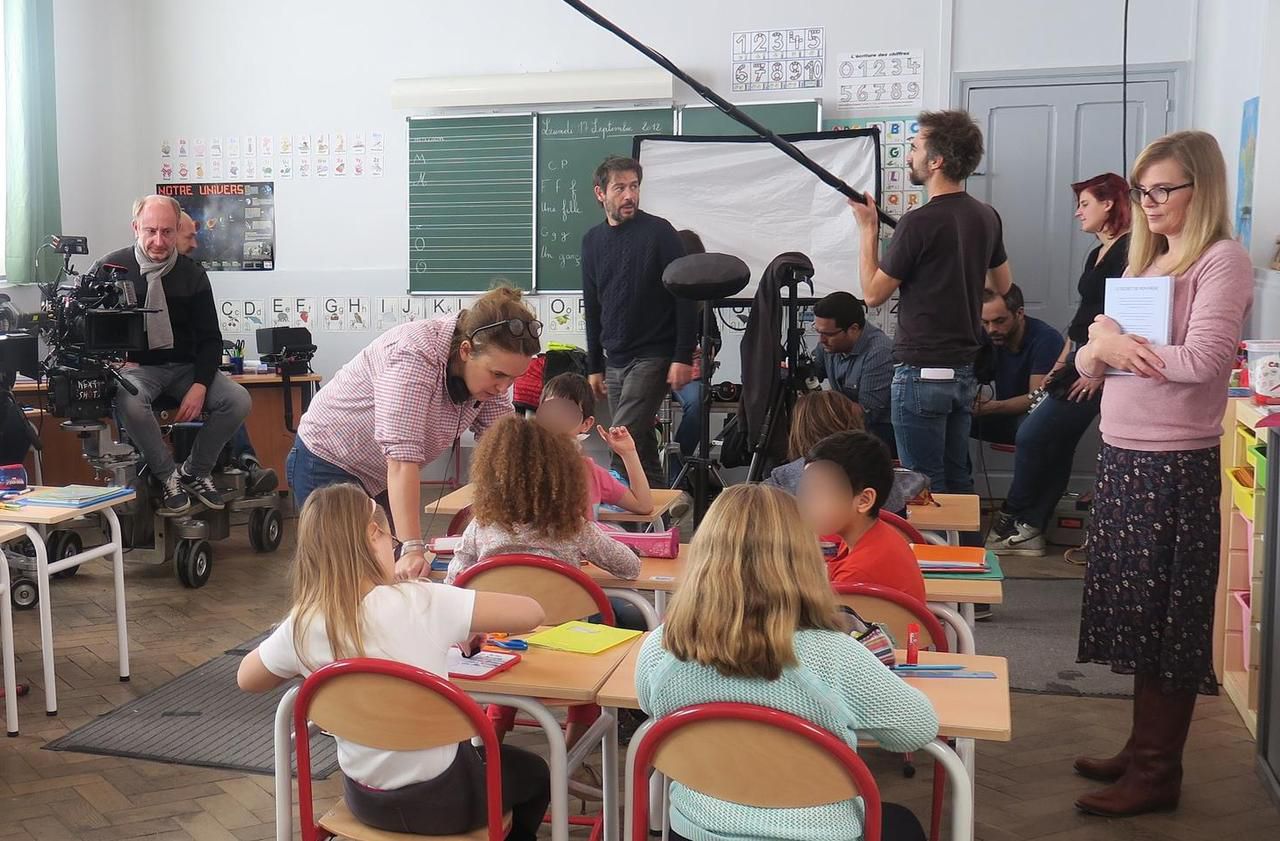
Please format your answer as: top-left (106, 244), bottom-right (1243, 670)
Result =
top-left (287, 286), bottom-right (542, 579)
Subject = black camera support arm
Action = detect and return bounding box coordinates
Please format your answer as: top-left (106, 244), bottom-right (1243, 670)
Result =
top-left (560, 0), bottom-right (898, 229)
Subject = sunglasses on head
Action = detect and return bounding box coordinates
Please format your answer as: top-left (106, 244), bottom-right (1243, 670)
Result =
top-left (467, 318), bottom-right (544, 342)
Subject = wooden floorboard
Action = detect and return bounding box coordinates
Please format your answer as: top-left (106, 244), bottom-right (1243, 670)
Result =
top-left (2, 514), bottom-right (1277, 839)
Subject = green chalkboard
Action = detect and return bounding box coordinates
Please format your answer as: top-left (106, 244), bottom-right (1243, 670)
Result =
top-left (535, 108), bottom-right (675, 291)
top-left (679, 100), bottom-right (820, 136)
top-left (408, 115), bottom-right (535, 292)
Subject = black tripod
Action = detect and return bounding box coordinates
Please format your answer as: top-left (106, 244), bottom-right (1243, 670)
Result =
top-left (746, 275), bottom-right (818, 483)
top-left (669, 301), bottom-right (728, 526)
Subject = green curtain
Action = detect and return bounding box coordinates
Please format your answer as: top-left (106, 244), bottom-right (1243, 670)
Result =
top-left (4, 0), bottom-right (61, 284)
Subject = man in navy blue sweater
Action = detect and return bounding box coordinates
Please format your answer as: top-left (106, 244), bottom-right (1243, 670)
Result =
top-left (582, 156), bottom-right (697, 488)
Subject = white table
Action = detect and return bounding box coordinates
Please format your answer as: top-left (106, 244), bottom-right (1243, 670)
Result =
top-left (0, 522), bottom-right (25, 735)
top-left (0, 489), bottom-right (136, 715)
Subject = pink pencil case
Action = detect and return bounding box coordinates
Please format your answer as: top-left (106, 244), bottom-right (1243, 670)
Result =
top-left (600, 525), bottom-right (680, 558)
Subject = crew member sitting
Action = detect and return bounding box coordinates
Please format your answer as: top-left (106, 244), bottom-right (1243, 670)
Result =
top-left (971, 284), bottom-right (1065, 445)
top-left (810, 291), bottom-right (895, 452)
top-left (93, 195), bottom-right (251, 514)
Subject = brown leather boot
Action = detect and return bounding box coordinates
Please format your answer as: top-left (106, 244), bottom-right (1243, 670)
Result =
top-left (1075, 680), bottom-right (1197, 817)
top-left (1074, 674), bottom-right (1141, 782)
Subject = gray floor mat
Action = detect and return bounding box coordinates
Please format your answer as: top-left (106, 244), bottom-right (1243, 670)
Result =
top-left (974, 578), bottom-right (1134, 698)
top-left (226, 630), bottom-right (272, 655)
top-left (46, 655), bottom-right (339, 778)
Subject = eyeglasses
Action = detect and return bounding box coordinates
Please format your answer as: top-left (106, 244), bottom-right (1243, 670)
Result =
top-left (1129, 183), bottom-right (1193, 205)
top-left (369, 498), bottom-right (402, 552)
top-left (467, 318), bottom-right (544, 342)
top-left (814, 326), bottom-right (854, 339)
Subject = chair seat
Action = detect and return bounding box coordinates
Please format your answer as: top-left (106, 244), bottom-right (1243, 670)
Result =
top-left (319, 800), bottom-right (512, 841)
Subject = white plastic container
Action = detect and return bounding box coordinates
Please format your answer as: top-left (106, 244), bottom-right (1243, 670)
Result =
top-left (1245, 340), bottom-right (1280, 405)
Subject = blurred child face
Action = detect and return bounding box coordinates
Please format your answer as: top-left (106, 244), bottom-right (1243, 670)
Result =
top-left (797, 460), bottom-right (877, 535)
top-left (366, 504), bottom-right (397, 580)
top-left (534, 397), bottom-right (592, 440)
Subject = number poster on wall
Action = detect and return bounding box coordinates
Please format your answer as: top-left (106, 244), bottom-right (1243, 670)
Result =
top-left (731, 26), bottom-right (824, 92)
top-left (836, 49), bottom-right (923, 110)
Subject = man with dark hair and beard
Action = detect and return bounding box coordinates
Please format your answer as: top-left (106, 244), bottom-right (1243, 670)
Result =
top-left (848, 109), bottom-right (1013, 496)
top-left (581, 155), bottom-right (696, 488)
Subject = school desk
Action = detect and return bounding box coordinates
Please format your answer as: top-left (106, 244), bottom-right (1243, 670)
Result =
top-left (0, 488), bottom-right (137, 715)
top-left (454, 634), bottom-right (643, 841)
top-left (13, 374), bottom-right (320, 490)
top-left (597, 639), bottom-right (1009, 841)
top-left (907, 493), bottom-right (981, 543)
top-left (426, 483), bottom-right (687, 528)
top-left (0, 522), bottom-right (25, 735)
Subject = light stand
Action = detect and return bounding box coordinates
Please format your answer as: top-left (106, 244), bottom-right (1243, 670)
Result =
top-left (662, 253), bottom-right (750, 527)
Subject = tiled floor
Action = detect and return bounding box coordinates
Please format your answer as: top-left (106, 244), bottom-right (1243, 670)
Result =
top-left (1, 515), bottom-right (1276, 840)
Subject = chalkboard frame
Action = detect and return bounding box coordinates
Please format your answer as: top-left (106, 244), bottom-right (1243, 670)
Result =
top-left (678, 98), bottom-right (821, 135)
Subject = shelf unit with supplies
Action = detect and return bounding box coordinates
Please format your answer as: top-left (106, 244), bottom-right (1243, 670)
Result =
top-left (1215, 398), bottom-right (1272, 735)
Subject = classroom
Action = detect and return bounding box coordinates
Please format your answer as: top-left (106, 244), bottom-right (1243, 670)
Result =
top-left (1, 1), bottom-right (1279, 840)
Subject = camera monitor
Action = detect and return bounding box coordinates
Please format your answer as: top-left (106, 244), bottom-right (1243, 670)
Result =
top-left (83, 310), bottom-right (146, 353)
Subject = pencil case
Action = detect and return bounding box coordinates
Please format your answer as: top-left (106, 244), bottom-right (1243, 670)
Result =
top-left (601, 526), bottom-right (680, 558)
top-left (0, 464), bottom-right (28, 492)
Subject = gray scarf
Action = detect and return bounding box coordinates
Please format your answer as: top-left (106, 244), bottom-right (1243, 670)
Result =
top-left (133, 243), bottom-right (177, 350)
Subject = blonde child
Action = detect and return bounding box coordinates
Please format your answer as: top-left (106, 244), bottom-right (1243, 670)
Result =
top-left (637, 484), bottom-right (937, 841)
top-left (236, 484), bottom-right (548, 839)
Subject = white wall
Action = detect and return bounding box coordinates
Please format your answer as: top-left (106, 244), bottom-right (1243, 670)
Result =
top-left (952, 0), bottom-right (1196, 73)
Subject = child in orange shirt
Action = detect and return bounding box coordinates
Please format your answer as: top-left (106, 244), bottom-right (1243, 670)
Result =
top-left (797, 431), bottom-right (927, 605)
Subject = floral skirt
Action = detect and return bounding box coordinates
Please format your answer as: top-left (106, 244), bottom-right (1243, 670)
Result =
top-left (1077, 444), bottom-right (1221, 695)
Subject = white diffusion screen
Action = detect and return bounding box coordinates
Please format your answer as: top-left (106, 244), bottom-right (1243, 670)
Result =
top-left (636, 133), bottom-right (879, 297)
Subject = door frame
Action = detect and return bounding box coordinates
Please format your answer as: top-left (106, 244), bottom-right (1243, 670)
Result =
top-left (952, 63), bottom-right (1189, 136)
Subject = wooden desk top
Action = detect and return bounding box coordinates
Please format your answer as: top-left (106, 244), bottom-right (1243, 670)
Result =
top-left (596, 637), bottom-right (1011, 742)
top-left (0, 522), bottom-right (27, 543)
top-left (12, 373), bottom-right (320, 395)
top-left (452, 633), bottom-right (643, 702)
top-left (906, 494), bottom-right (980, 533)
top-left (0, 487), bottom-right (136, 526)
top-left (428, 485), bottom-right (687, 524)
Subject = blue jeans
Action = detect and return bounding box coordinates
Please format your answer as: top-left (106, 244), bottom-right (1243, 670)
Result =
top-left (668, 381), bottom-right (703, 484)
top-left (287, 437), bottom-right (388, 520)
top-left (891, 364), bottom-right (978, 494)
top-left (1002, 389), bottom-right (1102, 530)
top-left (231, 425), bottom-right (257, 460)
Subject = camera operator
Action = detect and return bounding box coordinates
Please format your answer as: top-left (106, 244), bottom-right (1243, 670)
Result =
top-left (810, 291), bottom-right (895, 453)
top-left (91, 195), bottom-right (251, 514)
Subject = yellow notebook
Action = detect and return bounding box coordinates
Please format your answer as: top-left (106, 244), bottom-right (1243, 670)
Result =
top-left (524, 621), bottom-right (642, 655)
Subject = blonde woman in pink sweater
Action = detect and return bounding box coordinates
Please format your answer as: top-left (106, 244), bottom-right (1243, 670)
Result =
top-left (1072, 131), bottom-right (1253, 819)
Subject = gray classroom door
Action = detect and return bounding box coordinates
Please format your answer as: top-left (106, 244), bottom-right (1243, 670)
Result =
top-left (961, 75), bottom-right (1173, 502)
top-left (965, 78), bottom-right (1171, 328)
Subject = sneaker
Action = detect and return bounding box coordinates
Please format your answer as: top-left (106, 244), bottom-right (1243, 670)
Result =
top-left (986, 521), bottom-right (1046, 556)
top-left (239, 457), bottom-right (279, 495)
top-left (973, 604), bottom-right (994, 622)
top-left (159, 471), bottom-right (192, 515)
top-left (179, 467), bottom-right (226, 509)
top-left (985, 510), bottom-right (1017, 544)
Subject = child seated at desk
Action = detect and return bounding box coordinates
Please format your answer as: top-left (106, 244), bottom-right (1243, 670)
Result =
top-left (534, 372), bottom-right (654, 519)
top-left (444, 414), bottom-right (642, 747)
top-left (799, 431), bottom-right (928, 605)
top-left (636, 484), bottom-right (937, 841)
top-left (235, 483), bottom-right (549, 840)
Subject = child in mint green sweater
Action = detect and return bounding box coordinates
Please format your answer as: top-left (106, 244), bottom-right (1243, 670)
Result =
top-left (635, 484), bottom-right (938, 841)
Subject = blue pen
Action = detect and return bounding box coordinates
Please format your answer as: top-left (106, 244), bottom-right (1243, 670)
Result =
top-left (900, 672), bottom-right (997, 679)
top-left (487, 638), bottom-right (528, 652)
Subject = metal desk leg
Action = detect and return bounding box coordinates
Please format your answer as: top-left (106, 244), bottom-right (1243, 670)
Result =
top-left (28, 526), bottom-right (55, 715)
top-left (601, 709), bottom-right (620, 841)
top-left (103, 508), bottom-right (130, 682)
top-left (922, 738), bottom-right (975, 841)
top-left (473, 694), bottom-right (569, 841)
top-left (274, 688), bottom-right (298, 841)
top-left (654, 590), bottom-right (668, 617)
top-left (1, 558), bottom-right (17, 736)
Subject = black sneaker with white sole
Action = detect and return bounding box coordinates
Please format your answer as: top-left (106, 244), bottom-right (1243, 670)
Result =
top-left (159, 471), bottom-right (192, 515)
top-left (179, 467), bottom-right (226, 509)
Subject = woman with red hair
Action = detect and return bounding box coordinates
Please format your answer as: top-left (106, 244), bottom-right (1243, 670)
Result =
top-left (986, 173), bottom-right (1131, 555)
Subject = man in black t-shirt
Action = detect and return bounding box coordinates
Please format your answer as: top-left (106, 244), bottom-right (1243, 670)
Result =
top-left (849, 110), bottom-right (1012, 493)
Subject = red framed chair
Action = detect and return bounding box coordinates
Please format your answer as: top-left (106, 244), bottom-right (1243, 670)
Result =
top-left (290, 657), bottom-right (511, 841)
top-left (833, 582), bottom-right (949, 841)
top-left (453, 554), bottom-right (616, 813)
top-left (446, 504), bottom-right (475, 537)
top-left (878, 509), bottom-right (927, 543)
top-left (629, 703), bottom-right (884, 841)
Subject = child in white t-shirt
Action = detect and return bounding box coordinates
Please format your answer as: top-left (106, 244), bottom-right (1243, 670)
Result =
top-left (236, 483), bottom-right (548, 840)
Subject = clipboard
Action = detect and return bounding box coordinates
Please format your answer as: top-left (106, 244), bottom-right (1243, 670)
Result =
top-left (446, 647), bottom-right (522, 680)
